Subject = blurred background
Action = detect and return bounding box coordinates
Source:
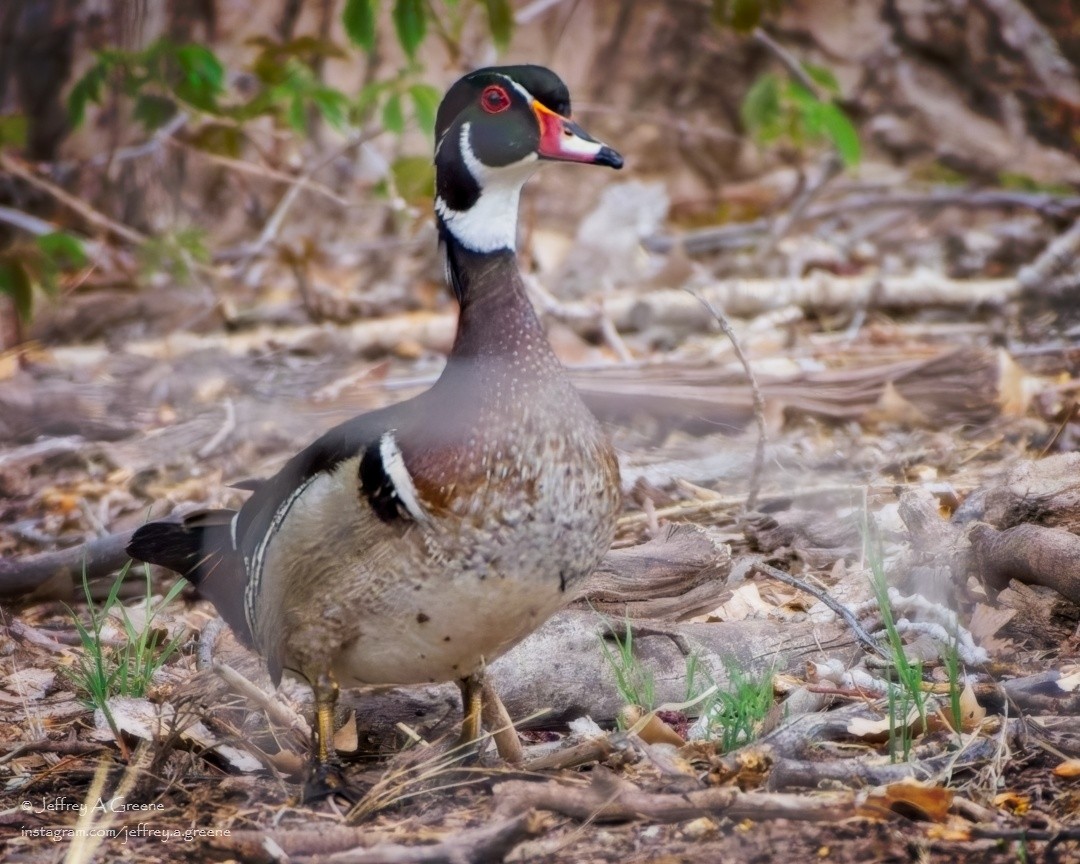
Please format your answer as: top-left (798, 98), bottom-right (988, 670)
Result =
top-left (1, 0), bottom-right (1079, 556)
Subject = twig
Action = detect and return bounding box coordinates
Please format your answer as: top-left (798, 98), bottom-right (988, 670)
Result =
top-left (91, 111), bottom-right (188, 168)
top-left (212, 661), bottom-right (312, 738)
top-left (167, 138), bottom-right (350, 207)
top-left (1018, 216), bottom-right (1080, 295)
top-left (684, 288), bottom-right (766, 511)
top-left (753, 28), bottom-right (825, 99)
top-left (751, 560), bottom-right (884, 658)
top-left (234, 126), bottom-right (382, 279)
top-left (0, 152), bottom-right (148, 246)
top-left (756, 153), bottom-right (843, 265)
top-left (196, 397), bottom-right (237, 458)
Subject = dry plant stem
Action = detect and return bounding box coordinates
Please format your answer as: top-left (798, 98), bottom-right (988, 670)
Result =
top-left (0, 152), bottom-right (148, 246)
top-left (751, 561), bottom-right (882, 657)
top-left (756, 153), bottom-right (843, 265)
top-left (480, 677), bottom-right (525, 764)
top-left (324, 812), bottom-right (548, 864)
top-left (685, 288), bottom-right (766, 510)
top-left (753, 27), bottom-right (826, 99)
top-left (1018, 216), bottom-right (1080, 295)
top-left (235, 126), bottom-right (381, 278)
top-left (495, 775), bottom-right (855, 824)
top-left (212, 661), bottom-right (312, 738)
top-left (170, 138), bottom-right (350, 206)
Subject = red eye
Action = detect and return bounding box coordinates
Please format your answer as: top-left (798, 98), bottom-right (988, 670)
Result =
top-left (481, 85), bottom-right (511, 114)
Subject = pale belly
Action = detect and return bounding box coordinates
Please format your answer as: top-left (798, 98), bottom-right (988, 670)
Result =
top-left (255, 451), bottom-right (618, 686)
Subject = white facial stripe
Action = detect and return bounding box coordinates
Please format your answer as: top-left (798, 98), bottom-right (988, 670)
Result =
top-left (498, 74), bottom-right (535, 105)
top-left (379, 431), bottom-right (430, 523)
top-left (436, 121), bottom-right (539, 253)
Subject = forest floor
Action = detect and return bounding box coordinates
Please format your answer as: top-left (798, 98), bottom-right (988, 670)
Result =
top-left (3, 175), bottom-right (1080, 863)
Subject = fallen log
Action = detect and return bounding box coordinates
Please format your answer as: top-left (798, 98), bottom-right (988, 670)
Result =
top-left (970, 522), bottom-right (1080, 606)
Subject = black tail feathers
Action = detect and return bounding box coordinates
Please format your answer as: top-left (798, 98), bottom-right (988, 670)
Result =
top-left (127, 510), bottom-right (253, 646)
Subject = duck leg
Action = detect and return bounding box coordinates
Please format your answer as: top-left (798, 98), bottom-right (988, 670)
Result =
top-left (456, 673), bottom-right (484, 750)
top-left (302, 671), bottom-right (352, 802)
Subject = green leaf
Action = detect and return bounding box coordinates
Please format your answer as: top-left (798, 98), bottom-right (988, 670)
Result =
top-left (409, 84), bottom-right (441, 136)
top-left (133, 94), bottom-right (177, 130)
top-left (37, 232), bottom-right (88, 270)
top-left (730, 0), bottom-right (762, 32)
top-left (816, 101), bottom-right (861, 167)
top-left (68, 65), bottom-right (107, 127)
top-left (382, 93), bottom-right (405, 134)
top-left (804, 63), bottom-right (840, 96)
top-left (343, 0), bottom-right (379, 52)
top-left (0, 261), bottom-right (35, 322)
top-left (710, 0), bottom-right (730, 27)
top-left (188, 122), bottom-right (243, 158)
top-left (392, 0), bottom-right (426, 59)
top-left (741, 73), bottom-right (780, 139)
top-left (0, 114), bottom-right (28, 148)
top-left (481, 0), bottom-right (514, 51)
top-left (286, 94), bottom-right (307, 134)
top-left (390, 154), bottom-right (435, 204)
top-left (311, 87), bottom-right (350, 131)
top-left (175, 44), bottom-right (225, 92)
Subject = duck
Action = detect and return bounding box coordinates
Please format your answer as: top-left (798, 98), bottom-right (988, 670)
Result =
top-left (127, 64), bottom-right (624, 799)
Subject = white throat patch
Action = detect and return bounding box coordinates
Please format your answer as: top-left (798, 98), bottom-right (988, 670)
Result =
top-left (435, 122), bottom-right (540, 254)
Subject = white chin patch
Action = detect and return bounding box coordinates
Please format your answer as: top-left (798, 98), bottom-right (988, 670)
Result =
top-left (435, 122), bottom-right (539, 254)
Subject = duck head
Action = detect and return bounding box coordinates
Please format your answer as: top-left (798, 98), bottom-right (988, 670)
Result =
top-left (433, 65), bottom-right (622, 257)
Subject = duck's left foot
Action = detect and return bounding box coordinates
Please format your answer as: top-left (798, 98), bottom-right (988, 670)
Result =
top-left (302, 759), bottom-right (359, 804)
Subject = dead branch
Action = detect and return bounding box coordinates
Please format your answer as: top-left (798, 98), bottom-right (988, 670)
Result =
top-left (969, 522), bottom-right (1080, 606)
top-left (767, 736), bottom-right (1000, 791)
top-left (0, 152), bottom-right (148, 246)
top-left (323, 812), bottom-right (548, 864)
top-left (751, 561), bottom-right (882, 657)
top-left (0, 528), bottom-right (135, 600)
top-left (494, 771), bottom-right (855, 824)
top-left (1002, 673), bottom-right (1080, 715)
top-left (1018, 217), bottom-right (1080, 297)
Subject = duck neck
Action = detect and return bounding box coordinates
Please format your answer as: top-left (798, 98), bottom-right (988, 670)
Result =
top-left (442, 234), bottom-right (553, 368)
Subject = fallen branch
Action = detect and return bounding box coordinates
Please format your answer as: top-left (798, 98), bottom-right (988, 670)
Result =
top-left (494, 771), bottom-right (855, 824)
top-left (0, 529), bottom-right (135, 600)
top-left (969, 522), bottom-right (1080, 606)
top-left (324, 812), bottom-right (548, 864)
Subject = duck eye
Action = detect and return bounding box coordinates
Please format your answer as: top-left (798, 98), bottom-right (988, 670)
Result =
top-left (481, 85), bottom-right (511, 114)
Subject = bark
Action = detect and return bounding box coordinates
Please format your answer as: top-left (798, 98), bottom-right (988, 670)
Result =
top-left (970, 523), bottom-right (1080, 606)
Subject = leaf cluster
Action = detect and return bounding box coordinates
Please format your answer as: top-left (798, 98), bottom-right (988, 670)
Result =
top-left (0, 232), bottom-right (87, 322)
top-left (741, 65), bottom-right (861, 167)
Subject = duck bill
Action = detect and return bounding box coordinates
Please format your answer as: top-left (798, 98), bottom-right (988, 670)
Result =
top-left (533, 101), bottom-right (623, 169)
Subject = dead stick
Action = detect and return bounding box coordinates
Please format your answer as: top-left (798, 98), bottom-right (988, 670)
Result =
top-left (496, 777), bottom-right (854, 824)
top-left (0, 529), bottom-right (135, 598)
top-left (685, 288), bottom-right (766, 510)
top-left (751, 561), bottom-right (883, 657)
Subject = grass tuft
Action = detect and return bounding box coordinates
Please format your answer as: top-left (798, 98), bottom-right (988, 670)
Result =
top-left (63, 560), bottom-right (188, 729)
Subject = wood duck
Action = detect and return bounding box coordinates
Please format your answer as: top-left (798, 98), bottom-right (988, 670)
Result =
top-left (127, 65), bottom-right (623, 798)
